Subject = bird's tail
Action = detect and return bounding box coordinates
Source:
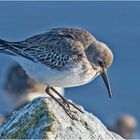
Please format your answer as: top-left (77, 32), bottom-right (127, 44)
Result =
top-left (0, 39), bottom-right (15, 56)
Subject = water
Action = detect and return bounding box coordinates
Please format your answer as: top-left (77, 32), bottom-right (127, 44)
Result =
top-left (0, 1), bottom-right (140, 135)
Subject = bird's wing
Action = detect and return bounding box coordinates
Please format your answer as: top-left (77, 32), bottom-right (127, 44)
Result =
top-left (9, 29), bottom-right (85, 69)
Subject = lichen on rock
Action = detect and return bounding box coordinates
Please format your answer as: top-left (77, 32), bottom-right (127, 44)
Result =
top-left (0, 97), bottom-right (124, 139)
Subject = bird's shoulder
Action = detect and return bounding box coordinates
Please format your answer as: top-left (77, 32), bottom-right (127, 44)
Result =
top-left (23, 28), bottom-right (91, 56)
top-left (25, 28), bottom-right (94, 48)
top-left (11, 28), bottom-right (95, 69)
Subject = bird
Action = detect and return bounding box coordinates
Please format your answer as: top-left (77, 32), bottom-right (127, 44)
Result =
top-left (0, 28), bottom-right (113, 119)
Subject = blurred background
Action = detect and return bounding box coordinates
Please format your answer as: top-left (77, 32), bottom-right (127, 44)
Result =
top-left (0, 1), bottom-right (139, 138)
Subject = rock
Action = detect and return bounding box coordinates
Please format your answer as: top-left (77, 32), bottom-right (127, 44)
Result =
top-left (0, 97), bottom-right (124, 139)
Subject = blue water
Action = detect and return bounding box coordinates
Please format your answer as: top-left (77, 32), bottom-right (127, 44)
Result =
top-left (0, 1), bottom-right (140, 135)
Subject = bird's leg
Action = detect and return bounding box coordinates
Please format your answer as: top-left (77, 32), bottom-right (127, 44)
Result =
top-left (50, 87), bottom-right (83, 113)
top-left (45, 86), bottom-right (77, 120)
top-left (49, 87), bottom-right (70, 110)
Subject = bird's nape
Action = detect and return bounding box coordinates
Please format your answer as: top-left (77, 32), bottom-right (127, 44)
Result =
top-left (101, 69), bottom-right (112, 98)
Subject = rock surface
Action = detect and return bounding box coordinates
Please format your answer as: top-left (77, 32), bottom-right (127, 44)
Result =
top-left (0, 97), bottom-right (124, 139)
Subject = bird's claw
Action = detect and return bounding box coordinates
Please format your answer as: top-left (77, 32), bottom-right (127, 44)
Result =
top-left (61, 99), bottom-right (84, 120)
top-left (46, 86), bottom-right (83, 120)
top-left (62, 106), bottom-right (78, 120)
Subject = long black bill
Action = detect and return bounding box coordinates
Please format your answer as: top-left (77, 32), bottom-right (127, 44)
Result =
top-left (101, 70), bottom-right (112, 98)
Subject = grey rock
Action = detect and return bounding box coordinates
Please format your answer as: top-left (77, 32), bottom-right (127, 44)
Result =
top-left (0, 97), bottom-right (124, 139)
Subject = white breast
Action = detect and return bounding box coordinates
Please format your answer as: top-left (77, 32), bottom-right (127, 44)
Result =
top-left (11, 56), bottom-right (98, 88)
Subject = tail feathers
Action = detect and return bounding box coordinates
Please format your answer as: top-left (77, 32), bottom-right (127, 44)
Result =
top-left (0, 39), bottom-right (15, 55)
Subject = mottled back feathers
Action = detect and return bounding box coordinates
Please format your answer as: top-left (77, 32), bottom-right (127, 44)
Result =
top-left (2, 28), bottom-right (95, 69)
top-left (0, 28), bottom-right (113, 71)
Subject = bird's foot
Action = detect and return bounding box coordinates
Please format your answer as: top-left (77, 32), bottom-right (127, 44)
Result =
top-left (45, 86), bottom-right (83, 120)
top-left (62, 105), bottom-right (78, 120)
top-left (49, 87), bottom-right (83, 113)
top-left (62, 99), bottom-right (83, 113)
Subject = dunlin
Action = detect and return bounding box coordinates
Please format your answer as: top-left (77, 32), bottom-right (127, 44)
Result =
top-left (0, 28), bottom-right (113, 119)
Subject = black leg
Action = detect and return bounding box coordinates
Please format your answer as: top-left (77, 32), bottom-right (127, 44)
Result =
top-left (50, 87), bottom-right (83, 113)
top-left (49, 87), bottom-right (70, 109)
top-left (45, 86), bottom-right (78, 120)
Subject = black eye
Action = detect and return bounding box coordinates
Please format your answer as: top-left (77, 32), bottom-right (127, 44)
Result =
top-left (99, 61), bottom-right (103, 66)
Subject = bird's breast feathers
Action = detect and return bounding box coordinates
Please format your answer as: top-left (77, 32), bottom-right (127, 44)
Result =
top-left (11, 55), bottom-right (97, 87)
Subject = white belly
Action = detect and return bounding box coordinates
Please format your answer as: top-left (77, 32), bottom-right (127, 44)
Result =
top-left (11, 56), bottom-right (98, 87)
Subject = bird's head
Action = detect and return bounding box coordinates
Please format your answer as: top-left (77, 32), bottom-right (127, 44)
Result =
top-left (85, 40), bottom-right (113, 98)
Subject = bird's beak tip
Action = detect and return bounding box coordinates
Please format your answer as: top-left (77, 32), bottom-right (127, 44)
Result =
top-left (101, 69), bottom-right (112, 99)
top-left (109, 94), bottom-right (112, 99)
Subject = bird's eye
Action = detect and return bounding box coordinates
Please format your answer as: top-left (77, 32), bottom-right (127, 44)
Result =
top-left (99, 61), bottom-right (103, 66)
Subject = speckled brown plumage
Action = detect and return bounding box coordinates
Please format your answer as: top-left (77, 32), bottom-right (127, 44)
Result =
top-left (0, 27), bottom-right (114, 119)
